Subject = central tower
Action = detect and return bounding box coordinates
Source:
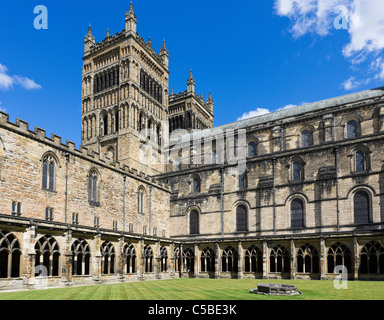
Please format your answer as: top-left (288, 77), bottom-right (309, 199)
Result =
top-left (81, 3), bottom-right (169, 175)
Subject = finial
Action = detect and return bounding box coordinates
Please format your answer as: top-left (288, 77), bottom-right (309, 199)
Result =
top-left (129, 2), bottom-right (134, 14)
top-left (87, 25), bottom-right (93, 36)
top-left (148, 36), bottom-right (152, 46)
top-left (106, 28), bottom-right (110, 38)
top-left (188, 69), bottom-right (193, 80)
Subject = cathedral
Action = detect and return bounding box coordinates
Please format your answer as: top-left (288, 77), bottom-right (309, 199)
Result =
top-left (0, 4), bottom-right (383, 290)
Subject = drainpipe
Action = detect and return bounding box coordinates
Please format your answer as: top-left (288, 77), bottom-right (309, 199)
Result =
top-left (149, 185), bottom-right (152, 235)
top-left (123, 175), bottom-right (127, 232)
top-left (334, 147), bottom-right (340, 232)
top-left (64, 153), bottom-right (70, 225)
top-left (272, 157), bottom-right (276, 235)
top-left (220, 167), bottom-right (224, 236)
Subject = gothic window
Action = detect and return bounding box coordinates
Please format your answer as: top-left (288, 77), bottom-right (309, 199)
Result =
top-left (292, 161), bottom-right (302, 181)
top-left (248, 142), bottom-right (257, 158)
top-left (360, 241), bottom-right (384, 274)
top-left (71, 239), bottom-right (91, 276)
top-left (123, 243), bottom-right (136, 274)
top-left (190, 210), bottom-right (199, 235)
top-left (174, 247), bottom-right (181, 272)
top-left (100, 241), bottom-right (115, 274)
top-left (143, 245), bottom-right (153, 273)
top-left (138, 187), bottom-right (145, 214)
top-left (347, 120), bottom-right (358, 139)
top-left (355, 150), bottom-right (365, 172)
top-left (301, 130), bottom-right (311, 148)
top-left (35, 235), bottom-right (60, 277)
top-left (291, 198), bottom-right (304, 229)
top-left (192, 176), bottom-right (201, 193)
top-left (327, 243), bottom-right (352, 274)
top-left (212, 149), bottom-right (217, 164)
top-left (103, 114), bottom-right (108, 135)
top-left (297, 244), bottom-right (319, 274)
top-left (182, 248), bottom-right (194, 272)
top-left (45, 207), bottom-right (54, 221)
top-left (160, 246), bottom-right (168, 272)
top-left (0, 231), bottom-right (21, 279)
top-left (200, 248), bottom-right (215, 273)
top-left (269, 245), bottom-right (290, 273)
top-left (244, 246), bottom-right (263, 273)
top-left (88, 170), bottom-right (99, 205)
top-left (11, 202), bottom-right (21, 216)
top-left (221, 247), bottom-right (238, 273)
top-left (42, 154), bottom-right (56, 191)
top-left (354, 191), bottom-right (371, 224)
top-left (236, 205), bottom-right (248, 232)
top-left (238, 171), bottom-right (247, 189)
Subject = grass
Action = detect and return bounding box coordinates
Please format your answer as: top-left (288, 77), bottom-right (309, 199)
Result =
top-left (0, 278), bottom-right (383, 300)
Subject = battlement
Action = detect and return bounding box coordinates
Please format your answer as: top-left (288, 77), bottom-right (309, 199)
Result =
top-left (0, 111), bottom-right (170, 192)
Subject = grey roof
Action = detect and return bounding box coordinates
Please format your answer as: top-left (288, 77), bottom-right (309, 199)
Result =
top-left (169, 86), bottom-right (384, 144)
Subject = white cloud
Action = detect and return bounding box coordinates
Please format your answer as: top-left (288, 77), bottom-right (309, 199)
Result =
top-left (274, 0), bottom-right (384, 88)
top-left (237, 103), bottom-right (304, 121)
top-left (237, 108), bottom-right (271, 121)
top-left (0, 63), bottom-right (41, 91)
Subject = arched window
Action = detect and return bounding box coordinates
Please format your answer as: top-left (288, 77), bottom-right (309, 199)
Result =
top-left (297, 244), bottom-right (319, 274)
top-left (174, 247), bottom-right (181, 272)
top-left (71, 239), bottom-right (91, 276)
top-left (248, 142), bottom-right (257, 158)
top-left (192, 177), bottom-right (201, 193)
top-left (103, 114), bottom-right (108, 136)
top-left (291, 198), bottom-right (304, 229)
top-left (244, 246), bottom-right (263, 273)
top-left (182, 248), bottom-right (194, 272)
top-left (100, 241), bottom-right (115, 274)
top-left (269, 245), bottom-right (290, 273)
top-left (238, 171), bottom-right (247, 189)
top-left (160, 246), bottom-right (168, 272)
top-left (347, 120), bottom-right (358, 139)
top-left (327, 243), bottom-right (352, 274)
top-left (292, 161), bottom-right (302, 181)
top-left (143, 245), bottom-right (153, 273)
top-left (42, 154), bottom-right (56, 191)
top-left (360, 241), bottom-right (384, 274)
top-left (354, 191), bottom-right (370, 224)
top-left (355, 150), bottom-right (365, 172)
top-left (236, 205), bottom-right (248, 232)
top-left (123, 243), bottom-right (136, 274)
top-left (190, 210), bottom-right (199, 235)
top-left (222, 247), bottom-right (238, 273)
top-left (0, 231), bottom-right (21, 279)
top-left (35, 235), bottom-right (60, 277)
top-left (138, 188), bottom-right (145, 214)
top-left (201, 248), bottom-right (215, 273)
top-left (88, 170), bottom-right (99, 205)
top-left (301, 130), bottom-right (311, 148)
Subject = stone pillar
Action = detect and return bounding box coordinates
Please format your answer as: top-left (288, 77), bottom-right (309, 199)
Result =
top-left (118, 238), bottom-right (125, 280)
top-left (271, 126), bottom-right (282, 153)
top-left (290, 239), bottom-right (296, 280)
top-left (24, 226), bottom-right (37, 287)
top-left (61, 230), bottom-right (73, 285)
top-left (320, 238), bottom-right (326, 280)
top-left (155, 241), bottom-right (161, 279)
top-left (262, 240), bottom-right (268, 279)
top-left (237, 241), bottom-right (244, 279)
top-left (194, 243), bottom-right (199, 279)
top-left (215, 242), bottom-right (220, 279)
top-left (323, 114), bottom-right (334, 142)
top-left (137, 239), bottom-right (144, 279)
top-left (353, 236), bottom-right (359, 280)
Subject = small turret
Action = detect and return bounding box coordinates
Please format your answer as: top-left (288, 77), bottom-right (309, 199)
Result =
top-left (84, 25), bottom-right (95, 55)
top-left (187, 70), bottom-right (195, 93)
top-left (160, 40), bottom-right (169, 68)
top-left (125, 2), bottom-right (137, 34)
top-left (206, 92), bottom-right (214, 112)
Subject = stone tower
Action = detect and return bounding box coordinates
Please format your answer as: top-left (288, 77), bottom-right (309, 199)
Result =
top-left (168, 70), bottom-right (214, 133)
top-left (81, 3), bottom-right (170, 175)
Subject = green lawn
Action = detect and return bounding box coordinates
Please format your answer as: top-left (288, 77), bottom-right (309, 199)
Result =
top-left (0, 278), bottom-right (383, 300)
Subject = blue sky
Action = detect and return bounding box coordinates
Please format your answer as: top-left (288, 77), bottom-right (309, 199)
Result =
top-left (1, 0), bottom-right (384, 147)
